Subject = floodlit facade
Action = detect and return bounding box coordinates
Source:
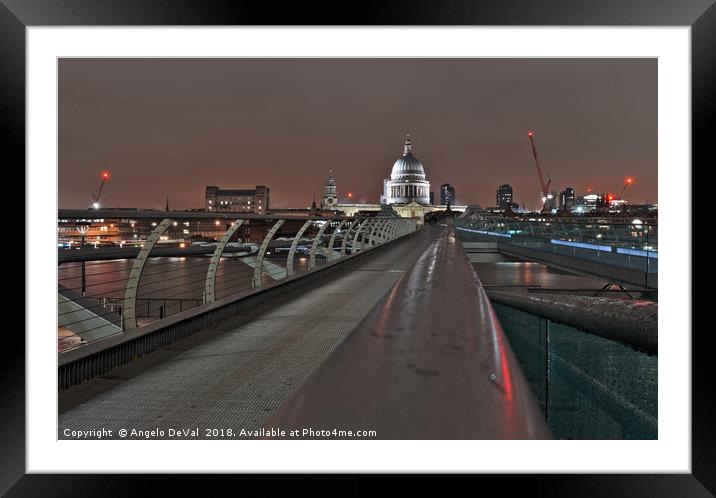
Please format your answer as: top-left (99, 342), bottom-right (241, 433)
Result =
top-left (205, 185), bottom-right (269, 213)
top-left (383, 136), bottom-right (431, 205)
top-left (325, 135), bottom-right (466, 224)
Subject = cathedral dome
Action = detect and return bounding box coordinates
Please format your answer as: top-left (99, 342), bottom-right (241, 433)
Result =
top-left (390, 136), bottom-right (426, 180)
top-left (383, 135), bottom-right (431, 206)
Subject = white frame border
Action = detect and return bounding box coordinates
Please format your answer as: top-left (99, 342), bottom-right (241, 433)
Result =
top-left (27, 27), bottom-right (690, 473)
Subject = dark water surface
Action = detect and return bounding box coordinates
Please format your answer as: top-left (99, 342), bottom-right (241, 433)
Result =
top-left (58, 255), bottom-right (315, 301)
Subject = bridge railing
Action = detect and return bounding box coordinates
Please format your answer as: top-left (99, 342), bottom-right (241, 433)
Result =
top-left (58, 214), bottom-right (417, 354)
top-left (454, 217), bottom-right (657, 287)
top-left (263, 224), bottom-right (552, 439)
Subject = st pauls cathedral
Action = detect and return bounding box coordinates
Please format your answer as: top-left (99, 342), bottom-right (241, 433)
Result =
top-left (322, 136), bottom-right (465, 222)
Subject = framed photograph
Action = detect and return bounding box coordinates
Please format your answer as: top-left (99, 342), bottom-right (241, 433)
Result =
top-left (5, 0), bottom-right (712, 493)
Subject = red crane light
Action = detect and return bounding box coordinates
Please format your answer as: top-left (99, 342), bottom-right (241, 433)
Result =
top-left (616, 177), bottom-right (634, 199)
top-left (528, 132), bottom-right (533, 137)
top-left (91, 170), bottom-right (111, 208)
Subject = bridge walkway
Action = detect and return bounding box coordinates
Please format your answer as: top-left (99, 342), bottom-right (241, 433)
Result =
top-left (58, 226), bottom-right (444, 438)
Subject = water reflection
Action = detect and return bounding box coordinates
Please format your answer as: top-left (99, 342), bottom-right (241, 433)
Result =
top-left (57, 255), bottom-right (318, 351)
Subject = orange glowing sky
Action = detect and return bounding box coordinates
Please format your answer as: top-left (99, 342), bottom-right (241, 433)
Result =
top-left (59, 58), bottom-right (657, 210)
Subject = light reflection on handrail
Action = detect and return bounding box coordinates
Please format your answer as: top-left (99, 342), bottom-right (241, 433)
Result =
top-left (264, 223), bottom-right (551, 439)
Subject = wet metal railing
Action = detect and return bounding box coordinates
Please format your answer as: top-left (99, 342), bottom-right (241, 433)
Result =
top-left (263, 224), bottom-right (551, 439)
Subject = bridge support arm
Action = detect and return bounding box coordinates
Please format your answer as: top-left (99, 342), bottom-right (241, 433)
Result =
top-left (286, 220), bottom-right (314, 277)
top-left (368, 219), bottom-right (387, 246)
top-left (341, 220), bottom-right (360, 256)
top-left (310, 220), bottom-right (340, 270)
top-left (203, 219), bottom-right (245, 304)
top-left (353, 219), bottom-right (372, 254)
top-left (253, 219), bottom-right (286, 288)
top-left (122, 218), bottom-right (173, 330)
top-left (378, 219), bottom-right (397, 243)
top-left (379, 219), bottom-right (393, 243)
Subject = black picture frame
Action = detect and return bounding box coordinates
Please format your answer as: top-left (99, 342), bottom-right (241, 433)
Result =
top-left (4, 0), bottom-right (712, 494)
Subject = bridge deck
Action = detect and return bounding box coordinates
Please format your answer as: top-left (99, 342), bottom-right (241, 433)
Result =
top-left (59, 227), bottom-right (442, 438)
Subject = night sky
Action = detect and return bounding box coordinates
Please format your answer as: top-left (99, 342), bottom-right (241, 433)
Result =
top-left (58, 58), bottom-right (657, 210)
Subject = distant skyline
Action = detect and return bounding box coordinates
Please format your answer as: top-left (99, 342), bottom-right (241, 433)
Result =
top-left (59, 58), bottom-right (657, 210)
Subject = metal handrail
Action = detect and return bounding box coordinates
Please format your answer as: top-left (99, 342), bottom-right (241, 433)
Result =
top-left (263, 224), bottom-right (551, 439)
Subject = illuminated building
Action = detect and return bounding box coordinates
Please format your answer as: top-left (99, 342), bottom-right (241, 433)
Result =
top-left (440, 184), bottom-right (456, 206)
top-left (496, 184), bottom-right (513, 210)
top-left (328, 136), bottom-right (466, 223)
top-left (383, 136), bottom-right (431, 205)
top-left (205, 185), bottom-right (269, 213)
top-left (560, 186), bottom-right (576, 209)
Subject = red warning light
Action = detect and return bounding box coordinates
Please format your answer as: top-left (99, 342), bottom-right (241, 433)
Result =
top-left (528, 132), bottom-right (533, 137)
top-left (101, 171), bottom-right (110, 180)
top-left (347, 192), bottom-right (353, 198)
top-left (626, 177), bottom-right (633, 184)
top-left (608, 195), bottom-right (614, 201)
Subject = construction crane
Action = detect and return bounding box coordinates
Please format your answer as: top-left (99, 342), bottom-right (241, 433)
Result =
top-left (616, 177), bottom-right (634, 199)
top-left (90, 170), bottom-right (110, 209)
top-left (527, 132), bottom-right (553, 212)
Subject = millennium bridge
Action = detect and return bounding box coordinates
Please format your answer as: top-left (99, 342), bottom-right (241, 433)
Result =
top-left (57, 209), bottom-right (657, 440)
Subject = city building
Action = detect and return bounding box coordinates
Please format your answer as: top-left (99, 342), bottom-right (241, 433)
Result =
top-left (440, 183), bottom-right (456, 206)
top-left (205, 185), bottom-right (269, 213)
top-left (560, 186), bottom-right (576, 210)
top-left (496, 184), bottom-right (513, 210)
top-left (574, 192), bottom-right (609, 213)
top-left (544, 190), bottom-right (559, 211)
